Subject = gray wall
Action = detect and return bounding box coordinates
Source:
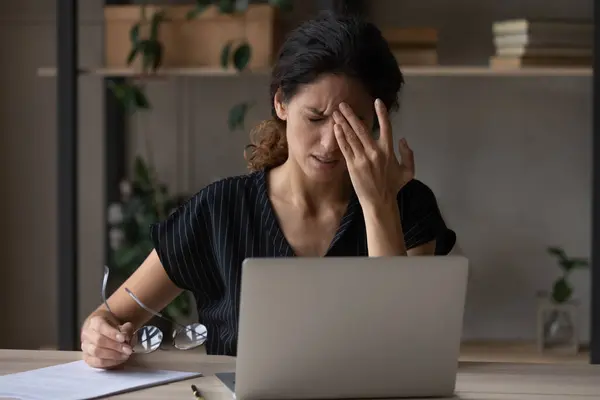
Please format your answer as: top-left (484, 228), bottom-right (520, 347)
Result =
top-left (0, 0), bottom-right (593, 349)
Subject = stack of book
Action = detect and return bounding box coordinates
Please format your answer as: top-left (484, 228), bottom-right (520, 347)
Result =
top-left (381, 27), bottom-right (439, 66)
top-left (490, 18), bottom-right (593, 69)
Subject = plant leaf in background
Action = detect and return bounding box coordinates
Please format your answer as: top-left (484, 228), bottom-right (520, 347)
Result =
top-left (221, 41), bottom-right (233, 68)
top-left (127, 45), bottom-right (140, 66)
top-left (547, 246), bottom-right (568, 263)
top-left (218, 0), bottom-right (236, 14)
top-left (546, 245), bottom-right (590, 304)
top-left (108, 80), bottom-right (150, 115)
top-left (165, 292), bottom-right (192, 318)
top-left (134, 155), bottom-right (152, 189)
top-left (186, 0), bottom-right (211, 20)
top-left (130, 22), bottom-right (141, 44)
top-left (132, 85), bottom-right (150, 110)
top-left (228, 101), bottom-right (253, 131)
top-left (150, 11), bottom-right (166, 40)
top-left (552, 277), bottom-right (573, 303)
top-left (233, 42), bottom-right (252, 71)
top-left (268, 0), bottom-right (293, 12)
top-left (151, 41), bottom-right (164, 70)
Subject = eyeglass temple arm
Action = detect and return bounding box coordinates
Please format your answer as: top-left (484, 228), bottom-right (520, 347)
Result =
top-left (103, 265), bottom-right (203, 338)
top-left (102, 266), bottom-right (114, 315)
top-left (124, 287), bottom-right (199, 335)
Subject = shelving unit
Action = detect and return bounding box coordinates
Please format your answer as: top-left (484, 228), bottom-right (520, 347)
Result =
top-left (39, 65), bottom-right (592, 78)
top-left (52, 0), bottom-right (599, 365)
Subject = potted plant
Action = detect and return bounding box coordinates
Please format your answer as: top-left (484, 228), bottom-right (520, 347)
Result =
top-left (105, 0), bottom-right (293, 130)
top-left (536, 246), bottom-right (589, 354)
top-left (107, 155), bottom-right (192, 332)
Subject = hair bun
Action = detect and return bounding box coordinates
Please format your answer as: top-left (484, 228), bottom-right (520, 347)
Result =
top-left (244, 118), bottom-right (288, 171)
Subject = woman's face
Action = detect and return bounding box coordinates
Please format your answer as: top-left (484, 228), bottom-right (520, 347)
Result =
top-left (274, 73), bottom-right (375, 183)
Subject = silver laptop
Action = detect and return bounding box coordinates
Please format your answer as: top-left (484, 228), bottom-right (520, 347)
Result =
top-left (218, 256), bottom-right (469, 400)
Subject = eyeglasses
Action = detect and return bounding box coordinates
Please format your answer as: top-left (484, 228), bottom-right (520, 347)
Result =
top-left (102, 266), bottom-right (207, 354)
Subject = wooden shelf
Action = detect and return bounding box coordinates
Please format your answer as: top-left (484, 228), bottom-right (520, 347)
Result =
top-left (37, 65), bottom-right (592, 78)
top-left (36, 66), bottom-right (271, 78)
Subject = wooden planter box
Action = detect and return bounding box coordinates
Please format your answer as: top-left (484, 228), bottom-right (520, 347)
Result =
top-left (104, 4), bottom-right (281, 70)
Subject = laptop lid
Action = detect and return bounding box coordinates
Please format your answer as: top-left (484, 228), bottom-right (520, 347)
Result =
top-left (233, 256), bottom-right (469, 400)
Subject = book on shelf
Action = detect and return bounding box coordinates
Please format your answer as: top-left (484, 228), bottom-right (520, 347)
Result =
top-left (490, 18), bottom-right (593, 69)
top-left (382, 27), bottom-right (439, 66)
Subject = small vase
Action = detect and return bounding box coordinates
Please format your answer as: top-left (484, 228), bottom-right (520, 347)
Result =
top-left (536, 292), bottom-right (579, 355)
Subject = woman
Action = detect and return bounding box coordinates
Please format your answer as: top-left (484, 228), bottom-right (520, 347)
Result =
top-left (80, 11), bottom-right (450, 369)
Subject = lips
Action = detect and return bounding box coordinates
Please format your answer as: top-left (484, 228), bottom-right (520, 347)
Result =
top-left (312, 155), bottom-right (338, 164)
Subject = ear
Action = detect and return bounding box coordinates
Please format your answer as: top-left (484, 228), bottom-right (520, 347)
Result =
top-left (274, 89), bottom-right (288, 121)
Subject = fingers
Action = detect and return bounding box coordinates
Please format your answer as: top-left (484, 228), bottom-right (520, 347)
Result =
top-left (83, 353), bottom-right (126, 370)
top-left (82, 326), bottom-right (133, 354)
top-left (120, 322), bottom-right (138, 347)
top-left (81, 315), bottom-right (134, 370)
top-left (119, 322), bottom-right (135, 338)
top-left (334, 123), bottom-right (354, 161)
top-left (375, 98), bottom-right (393, 152)
top-left (89, 315), bottom-right (128, 343)
top-left (82, 340), bottom-right (130, 362)
top-left (333, 110), bottom-right (364, 155)
top-left (337, 103), bottom-right (375, 150)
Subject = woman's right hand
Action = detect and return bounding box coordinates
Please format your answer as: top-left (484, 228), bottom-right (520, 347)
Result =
top-left (81, 313), bottom-right (135, 369)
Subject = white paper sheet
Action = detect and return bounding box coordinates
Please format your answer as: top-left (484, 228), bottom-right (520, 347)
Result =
top-left (0, 359), bottom-right (202, 400)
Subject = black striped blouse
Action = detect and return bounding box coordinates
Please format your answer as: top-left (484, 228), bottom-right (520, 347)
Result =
top-left (150, 168), bottom-right (448, 356)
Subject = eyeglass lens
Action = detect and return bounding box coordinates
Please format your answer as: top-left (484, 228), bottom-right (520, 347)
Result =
top-left (134, 325), bottom-right (164, 354)
top-left (173, 323), bottom-right (208, 350)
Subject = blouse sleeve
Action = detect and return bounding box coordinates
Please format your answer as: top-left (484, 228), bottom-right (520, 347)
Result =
top-left (149, 187), bottom-right (222, 297)
top-left (397, 179), bottom-right (449, 250)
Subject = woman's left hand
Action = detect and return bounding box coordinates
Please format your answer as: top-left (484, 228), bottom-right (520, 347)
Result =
top-left (333, 99), bottom-right (414, 210)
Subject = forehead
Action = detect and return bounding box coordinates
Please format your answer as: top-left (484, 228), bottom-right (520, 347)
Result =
top-left (290, 73), bottom-right (373, 114)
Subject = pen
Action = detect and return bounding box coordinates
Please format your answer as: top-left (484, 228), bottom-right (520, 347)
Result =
top-left (191, 384), bottom-right (204, 400)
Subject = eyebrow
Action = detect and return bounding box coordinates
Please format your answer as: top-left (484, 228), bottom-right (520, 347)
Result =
top-left (306, 106), bottom-right (366, 121)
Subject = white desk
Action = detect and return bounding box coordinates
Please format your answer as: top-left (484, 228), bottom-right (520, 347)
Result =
top-left (1, 349), bottom-right (599, 399)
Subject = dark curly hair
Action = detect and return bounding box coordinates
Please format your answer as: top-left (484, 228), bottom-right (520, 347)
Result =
top-left (245, 11), bottom-right (404, 172)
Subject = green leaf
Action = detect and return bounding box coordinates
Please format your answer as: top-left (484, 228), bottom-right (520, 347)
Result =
top-left (150, 10), bottom-right (166, 40)
top-left (233, 42), bottom-right (252, 71)
top-left (186, 8), bottom-right (199, 20)
top-left (124, 86), bottom-right (138, 113)
top-left (268, 0), bottom-right (293, 12)
top-left (132, 86), bottom-right (150, 110)
top-left (220, 41), bottom-right (233, 68)
top-left (163, 291), bottom-right (192, 319)
top-left (126, 45), bottom-right (140, 66)
top-left (108, 81), bottom-right (127, 101)
top-left (571, 257), bottom-right (589, 268)
top-left (228, 101), bottom-right (253, 131)
top-left (151, 41), bottom-right (163, 70)
top-left (137, 40), bottom-right (163, 71)
top-left (138, 40), bottom-right (152, 71)
top-left (130, 23), bottom-right (141, 44)
top-left (187, 0), bottom-right (211, 19)
top-left (134, 156), bottom-right (152, 188)
top-left (547, 246), bottom-right (567, 261)
top-left (552, 277), bottom-right (573, 303)
top-left (218, 0), bottom-right (236, 14)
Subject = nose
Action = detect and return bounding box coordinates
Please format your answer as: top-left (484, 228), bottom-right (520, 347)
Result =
top-left (320, 118), bottom-right (339, 153)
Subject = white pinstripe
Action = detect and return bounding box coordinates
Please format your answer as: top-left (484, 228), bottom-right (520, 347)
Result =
top-left (150, 170), bottom-right (448, 356)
